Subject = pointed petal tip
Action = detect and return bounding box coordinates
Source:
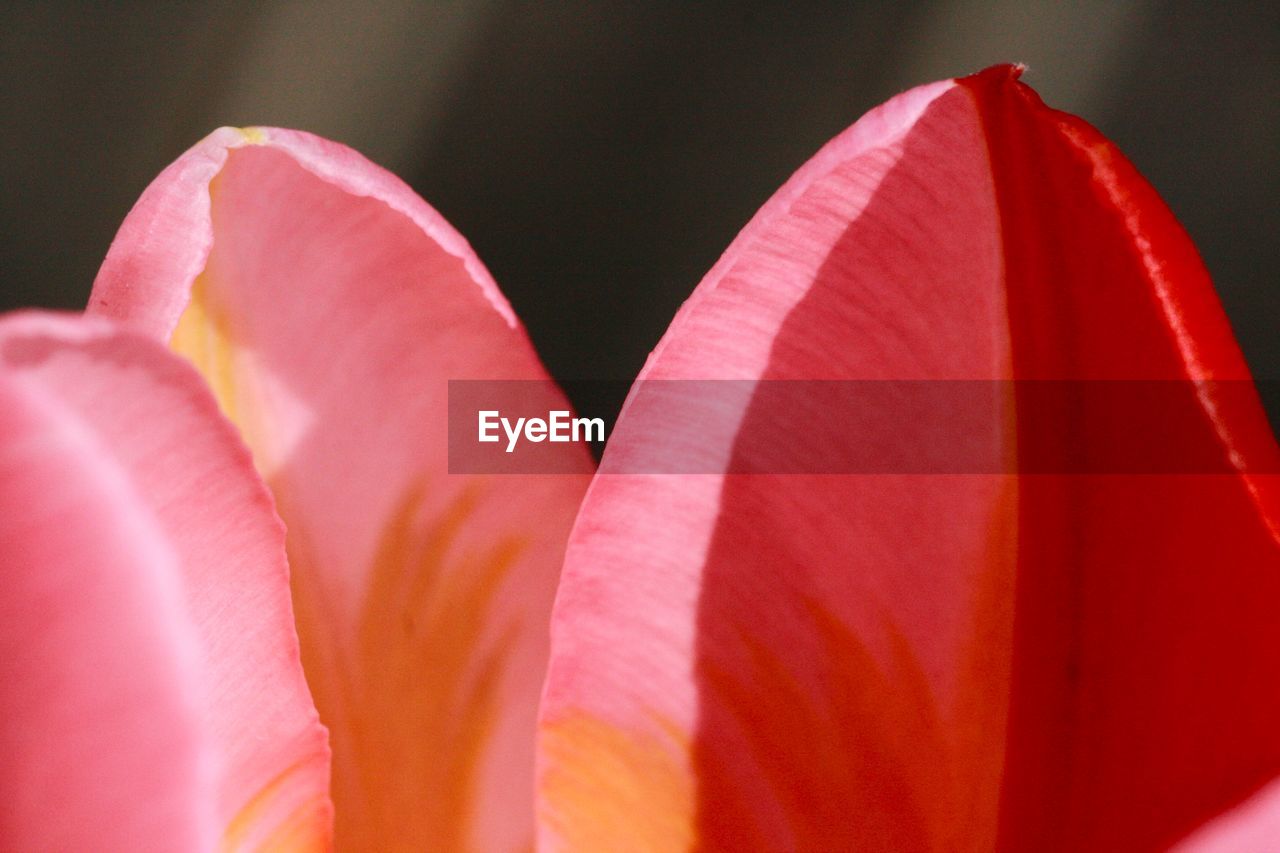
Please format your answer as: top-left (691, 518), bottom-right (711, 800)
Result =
top-left (958, 63), bottom-right (1039, 104)
top-left (958, 63), bottom-right (1025, 85)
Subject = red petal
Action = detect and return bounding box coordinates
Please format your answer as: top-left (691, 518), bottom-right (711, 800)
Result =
top-left (963, 65), bottom-right (1280, 850)
top-left (538, 67), bottom-right (1280, 850)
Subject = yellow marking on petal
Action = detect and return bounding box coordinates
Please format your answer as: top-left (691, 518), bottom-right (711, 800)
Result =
top-left (539, 713), bottom-right (695, 852)
top-left (219, 758), bottom-right (332, 853)
top-left (238, 127), bottom-right (269, 145)
top-left (286, 481), bottom-right (527, 852)
top-left (169, 184), bottom-right (282, 475)
top-left (171, 270), bottom-right (241, 426)
top-left (169, 161), bottom-right (532, 847)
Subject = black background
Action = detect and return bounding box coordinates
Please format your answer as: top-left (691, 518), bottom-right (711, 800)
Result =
top-left (3, 2), bottom-right (1276, 425)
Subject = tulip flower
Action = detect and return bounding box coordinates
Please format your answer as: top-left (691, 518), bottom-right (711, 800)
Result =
top-left (2, 64), bottom-right (1276, 853)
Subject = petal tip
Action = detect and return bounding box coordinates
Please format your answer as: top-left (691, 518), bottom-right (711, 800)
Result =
top-left (237, 126), bottom-right (270, 145)
top-left (960, 63), bottom-right (1028, 88)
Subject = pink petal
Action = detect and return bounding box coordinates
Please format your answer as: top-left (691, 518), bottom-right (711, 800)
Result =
top-left (537, 68), bottom-right (1280, 850)
top-left (90, 129), bottom-right (592, 850)
top-left (0, 331), bottom-right (212, 852)
top-left (0, 311), bottom-right (331, 850)
top-left (1175, 776), bottom-right (1280, 852)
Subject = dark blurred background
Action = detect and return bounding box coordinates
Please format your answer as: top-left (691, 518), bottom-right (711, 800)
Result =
top-left (2, 1), bottom-right (1276, 423)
